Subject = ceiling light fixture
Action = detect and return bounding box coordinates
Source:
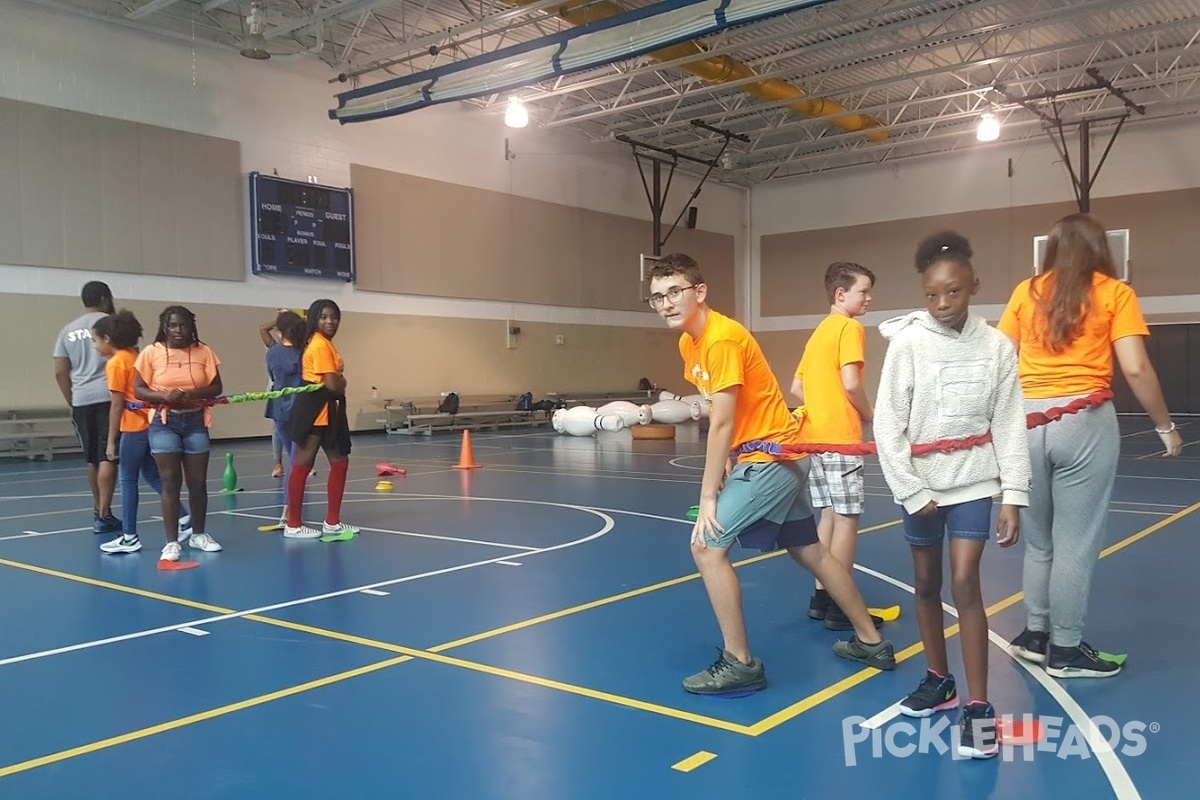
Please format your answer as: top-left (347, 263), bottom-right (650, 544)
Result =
top-left (503, 96), bottom-right (529, 129)
top-left (976, 111), bottom-right (1000, 142)
top-left (240, 3), bottom-right (270, 60)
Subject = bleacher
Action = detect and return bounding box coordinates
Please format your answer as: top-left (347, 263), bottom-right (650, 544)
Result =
top-left (0, 408), bottom-right (80, 460)
top-left (381, 393), bottom-right (551, 435)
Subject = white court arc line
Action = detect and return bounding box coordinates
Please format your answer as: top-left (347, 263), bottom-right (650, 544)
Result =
top-left (0, 496), bottom-right (616, 669)
top-left (853, 564), bottom-right (1141, 800)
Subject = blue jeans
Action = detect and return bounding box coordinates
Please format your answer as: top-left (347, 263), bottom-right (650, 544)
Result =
top-left (902, 497), bottom-right (993, 547)
top-left (148, 410), bottom-right (209, 455)
top-left (117, 429), bottom-right (187, 536)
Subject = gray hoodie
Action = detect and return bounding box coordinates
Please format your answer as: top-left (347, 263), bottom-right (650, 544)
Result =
top-left (874, 310), bottom-right (1031, 515)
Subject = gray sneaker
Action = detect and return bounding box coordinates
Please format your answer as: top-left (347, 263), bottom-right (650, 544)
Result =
top-left (682, 648), bottom-right (767, 695)
top-left (834, 636), bottom-right (897, 670)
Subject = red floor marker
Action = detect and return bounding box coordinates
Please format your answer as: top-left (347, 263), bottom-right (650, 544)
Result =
top-left (997, 717), bottom-right (1044, 745)
top-left (158, 560), bottom-right (200, 571)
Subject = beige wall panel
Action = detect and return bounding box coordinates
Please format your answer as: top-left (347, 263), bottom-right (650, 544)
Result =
top-left (352, 165), bottom-right (735, 312)
top-left (579, 213), bottom-right (649, 311)
top-left (137, 125), bottom-right (177, 275)
top-left (173, 132), bottom-right (211, 279)
top-left (347, 165), bottom-right (384, 290)
top-left (98, 116), bottom-right (144, 274)
top-left (761, 188), bottom-right (1200, 317)
top-left (207, 137), bottom-right (245, 281)
top-left (510, 197), bottom-right (583, 307)
top-left (60, 110), bottom-right (104, 273)
top-left (18, 102), bottom-right (65, 269)
top-left (0, 98), bottom-right (23, 264)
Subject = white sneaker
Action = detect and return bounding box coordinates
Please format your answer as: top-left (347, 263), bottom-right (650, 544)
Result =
top-left (187, 533), bottom-right (223, 552)
top-left (322, 521), bottom-right (359, 536)
top-left (283, 524), bottom-right (321, 539)
top-left (100, 534), bottom-right (142, 554)
top-left (161, 541), bottom-right (182, 561)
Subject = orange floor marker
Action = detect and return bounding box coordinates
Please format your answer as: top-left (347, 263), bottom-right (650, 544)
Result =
top-left (453, 429), bottom-right (481, 470)
top-left (997, 717), bottom-right (1044, 745)
top-left (158, 560), bottom-right (200, 571)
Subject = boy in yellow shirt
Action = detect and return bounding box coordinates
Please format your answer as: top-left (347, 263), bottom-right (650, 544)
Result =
top-left (791, 262), bottom-right (880, 630)
top-left (648, 254), bottom-right (895, 695)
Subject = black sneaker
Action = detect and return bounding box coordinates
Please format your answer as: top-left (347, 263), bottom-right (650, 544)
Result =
top-left (1046, 642), bottom-right (1122, 678)
top-left (958, 701), bottom-right (999, 758)
top-left (1009, 629), bottom-right (1049, 664)
top-left (823, 605), bottom-right (885, 631)
top-left (899, 670), bottom-right (958, 718)
top-left (833, 636), bottom-right (897, 670)
top-left (808, 590), bottom-right (831, 620)
top-left (682, 648), bottom-right (768, 695)
top-left (93, 513), bottom-right (121, 534)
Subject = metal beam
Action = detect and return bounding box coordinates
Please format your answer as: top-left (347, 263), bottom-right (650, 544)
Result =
top-left (127, 0), bottom-right (184, 20)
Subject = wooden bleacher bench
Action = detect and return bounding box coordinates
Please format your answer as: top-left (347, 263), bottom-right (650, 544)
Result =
top-left (379, 393), bottom-right (552, 436)
top-left (0, 408), bottom-right (80, 460)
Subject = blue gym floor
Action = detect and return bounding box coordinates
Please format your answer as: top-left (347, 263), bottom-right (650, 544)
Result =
top-left (0, 420), bottom-right (1195, 798)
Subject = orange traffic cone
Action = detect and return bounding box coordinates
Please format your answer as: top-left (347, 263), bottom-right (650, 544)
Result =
top-left (453, 429), bottom-right (481, 470)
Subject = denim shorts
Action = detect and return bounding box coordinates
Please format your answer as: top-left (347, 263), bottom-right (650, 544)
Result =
top-left (706, 459), bottom-right (818, 552)
top-left (902, 496), bottom-right (993, 547)
top-left (148, 410), bottom-right (210, 455)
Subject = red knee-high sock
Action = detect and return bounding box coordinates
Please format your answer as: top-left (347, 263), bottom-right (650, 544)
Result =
top-left (326, 459), bottom-right (349, 525)
top-left (286, 464), bottom-right (312, 527)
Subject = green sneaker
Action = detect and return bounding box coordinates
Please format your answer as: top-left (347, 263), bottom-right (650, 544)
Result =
top-left (682, 648), bottom-right (767, 695)
top-left (833, 636), bottom-right (897, 670)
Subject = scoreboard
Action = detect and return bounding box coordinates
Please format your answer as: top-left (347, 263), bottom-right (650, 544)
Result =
top-left (250, 173), bottom-right (355, 281)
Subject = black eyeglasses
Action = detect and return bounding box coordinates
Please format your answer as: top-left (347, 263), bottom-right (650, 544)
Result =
top-left (647, 284), bottom-right (698, 309)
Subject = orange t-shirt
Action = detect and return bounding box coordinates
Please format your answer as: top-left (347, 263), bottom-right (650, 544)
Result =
top-left (302, 332), bottom-right (344, 427)
top-left (794, 313), bottom-right (866, 444)
top-left (679, 310), bottom-right (804, 463)
top-left (998, 272), bottom-right (1149, 399)
top-left (134, 342), bottom-right (221, 426)
top-left (106, 349), bottom-right (149, 433)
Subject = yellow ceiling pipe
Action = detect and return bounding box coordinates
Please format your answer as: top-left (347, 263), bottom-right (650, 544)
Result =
top-left (510, 0), bottom-right (888, 141)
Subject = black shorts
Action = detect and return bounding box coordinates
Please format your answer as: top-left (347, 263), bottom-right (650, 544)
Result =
top-left (72, 402), bottom-right (112, 465)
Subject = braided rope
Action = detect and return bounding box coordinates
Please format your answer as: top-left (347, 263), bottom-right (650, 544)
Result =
top-left (124, 383), bottom-right (323, 411)
top-left (737, 389), bottom-right (1114, 458)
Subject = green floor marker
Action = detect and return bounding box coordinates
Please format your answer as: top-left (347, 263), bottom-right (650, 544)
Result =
top-left (320, 531), bottom-right (355, 543)
top-left (686, 505), bottom-right (700, 521)
top-left (1097, 651), bottom-right (1127, 665)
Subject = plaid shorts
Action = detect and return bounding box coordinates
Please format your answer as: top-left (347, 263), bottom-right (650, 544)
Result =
top-left (806, 452), bottom-right (865, 515)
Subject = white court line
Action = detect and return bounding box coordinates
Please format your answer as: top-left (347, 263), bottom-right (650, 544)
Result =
top-left (0, 500), bottom-right (615, 669)
top-left (178, 627), bottom-right (209, 637)
top-left (496, 561), bottom-right (523, 567)
top-left (223, 510), bottom-right (540, 551)
top-left (359, 589), bottom-right (389, 596)
top-left (860, 702), bottom-right (905, 730)
top-left (853, 564), bottom-right (1141, 800)
top-left (3, 526), bottom-right (93, 541)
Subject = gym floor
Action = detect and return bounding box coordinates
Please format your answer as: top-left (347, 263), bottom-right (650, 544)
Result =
top-left (0, 420), bottom-right (1195, 798)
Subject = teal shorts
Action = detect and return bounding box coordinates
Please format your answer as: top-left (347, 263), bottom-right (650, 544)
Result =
top-left (706, 459), bottom-right (818, 551)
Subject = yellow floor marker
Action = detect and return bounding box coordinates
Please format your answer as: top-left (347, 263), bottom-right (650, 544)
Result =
top-left (672, 751), bottom-right (717, 772)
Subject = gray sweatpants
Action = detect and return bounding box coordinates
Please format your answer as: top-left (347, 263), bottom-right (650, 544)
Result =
top-left (1021, 397), bottom-right (1120, 648)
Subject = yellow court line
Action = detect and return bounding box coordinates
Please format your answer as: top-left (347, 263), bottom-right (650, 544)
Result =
top-left (0, 557), bottom-right (233, 615)
top-left (0, 655), bottom-right (412, 778)
top-left (672, 751), bottom-right (717, 772)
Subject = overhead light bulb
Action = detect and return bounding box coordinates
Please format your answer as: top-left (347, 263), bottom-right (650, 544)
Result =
top-left (504, 96), bottom-right (529, 129)
top-left (240, 3), bottom-right (270, 59)
top-left (976, 111), bottom-right (1000, 142)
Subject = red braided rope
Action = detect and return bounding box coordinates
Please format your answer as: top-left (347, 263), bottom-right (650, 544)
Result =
top-left (739, 389), bottom-right (1114, 458)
